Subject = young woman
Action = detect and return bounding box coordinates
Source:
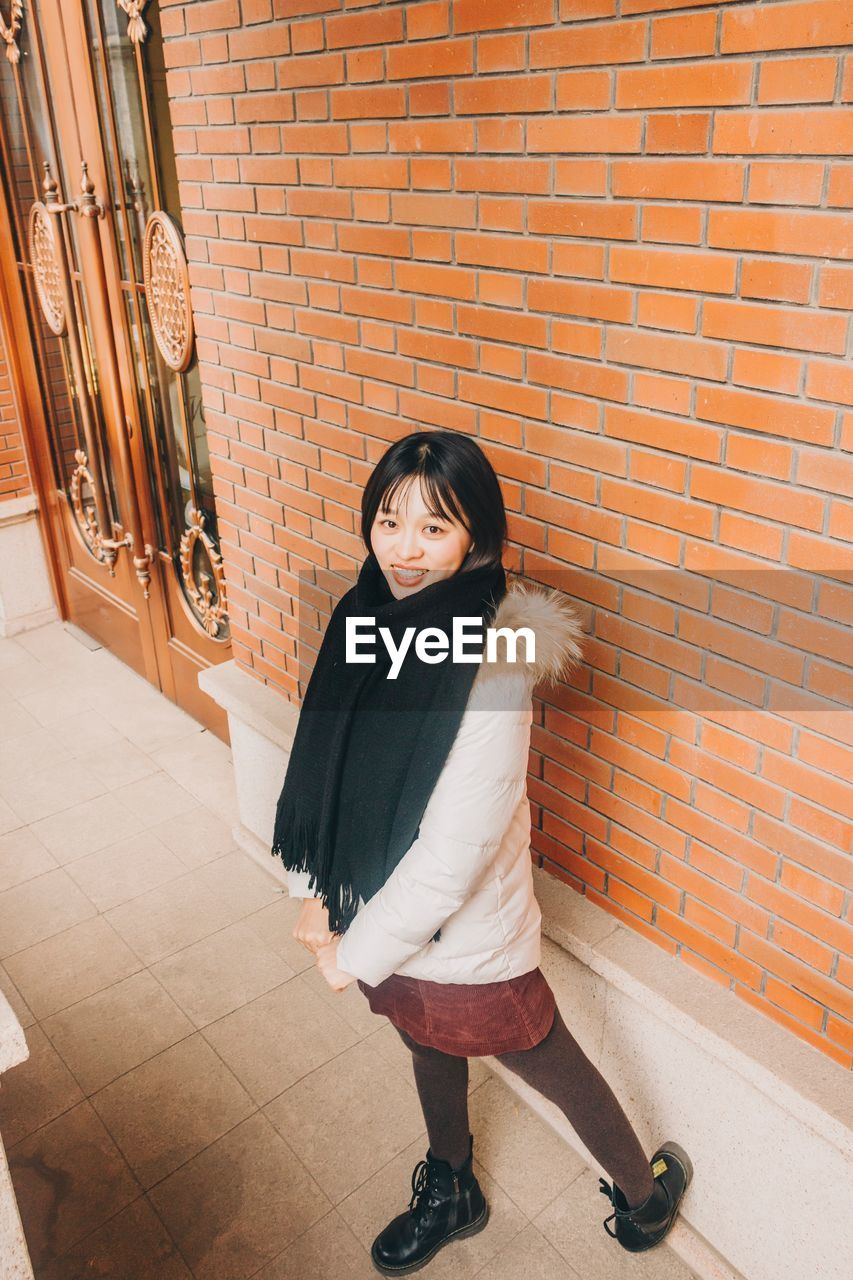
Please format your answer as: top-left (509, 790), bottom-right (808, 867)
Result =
top-left (274, 430), bottom-right (692, 1276)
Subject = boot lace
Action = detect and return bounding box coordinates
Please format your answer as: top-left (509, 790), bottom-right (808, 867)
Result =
top-left (408, 1160), bottom-right (438, 1221)
top-left (598, 1175), bottom-right (669, 1239)
top-left (598, 1176), bottom-right (622, 1238)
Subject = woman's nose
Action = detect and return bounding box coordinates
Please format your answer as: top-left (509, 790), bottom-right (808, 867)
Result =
top-left (396, 528), bottom-right (422, 560)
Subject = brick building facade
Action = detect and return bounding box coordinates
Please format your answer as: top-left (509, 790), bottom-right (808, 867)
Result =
top-left (148, 0), bottom-right (853, 1069)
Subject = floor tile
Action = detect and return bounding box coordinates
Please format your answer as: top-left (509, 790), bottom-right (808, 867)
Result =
top-left (469, 1075), bottom-right (587, 1219)
top-left (104, 870), bottom-right (249, 966)
top-left (472, 1220), bottom-right (583, 1280)
top-left (74, 738), bottom-right (160, 789)
top-left (3, 914), bottom-right (142, 1020)
top-left (151, 805), bottom-right (237, 869)
top-left (18, 683), bottom-right (97, 728)
top-left (41, 969), bottom-right (193, 1095)
top-left (30, 791), bottom-right (148, 865)
top-left (63, 830), bottom-right (187, 913)
top-left (147, 1110), bottom-right (331, 1280)
top-left (0, 825), bottom-right (56, 892)
top-left (0, 794), bottom-right (23, 835)
top-left (0, 757), bottom-right (108, 825)
top-left (264, 1036), bottom-right (425, 1203)
top-left (150, 919), bottom-right (293, 1028)
top-left (0, 689), bottom-right (44, 732)
top-left (36, 1195), bottom-right (193, 1280)
top-left (252, 1208), bottom-right (376, 1280)
top-left (201, 976), bottom-right (360, 1107)
top-left (0, 867), bottom-right (97, 959)
top-left (114, 772), bottom-right (199, 825)
top-left (0, 726), bottom-right (74, 784)
top-left (0, 1022), bottom-right (83, 1148)
top-left (191, 849), bottom-right (286, 917)
top-left (243, 896), bottom-right (315, 974)
top-left (89, 1032), bottom-right (256, 1189)
top-left (8, 1100), bottom-right (141, 1271)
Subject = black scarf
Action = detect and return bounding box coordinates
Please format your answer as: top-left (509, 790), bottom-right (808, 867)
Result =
top-left (271, 550), bottom-right (507, 939)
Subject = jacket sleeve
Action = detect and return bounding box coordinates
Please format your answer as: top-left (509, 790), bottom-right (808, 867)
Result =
top-left (285, 868), bottom-right (320, 899)
top-left (335, 673), bottom-right (532, 987)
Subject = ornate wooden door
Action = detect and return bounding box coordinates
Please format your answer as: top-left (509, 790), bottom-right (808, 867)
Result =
top-left (0, 0), bottom-right (230, 736)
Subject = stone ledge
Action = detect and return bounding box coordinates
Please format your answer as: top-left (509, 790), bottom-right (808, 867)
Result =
top-left (534, 867), bottom-right (852, 1162)
top-left (0, 493), bottom-right (38, 528)
top-left (198, 657), bottom-right (298, 753)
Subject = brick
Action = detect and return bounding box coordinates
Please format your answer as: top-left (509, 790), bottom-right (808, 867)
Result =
top-left (453, 0), bottom-right (555, 32)
top-left (721, 207), bottom-right (853, 259)
top-left (331, 85), bottom-right (407, 119)
top-left (386, 38), bottom-right (474, 80)
top-left (530, 200), bottom-right (636, 241)
top-left (758, 56), bottom-right (837, 105)
top-left (611, 245), bottom-right (737, 293)
top-left (608, 329), bottom-right (728, 383)
top-left (278, 51), bottom-right (345, 88)
top-left (555, 68), bottom-right (612, 111)
top-left (617, 61), bottom-right (753, 109)
top-left (531, 20), bottom-right (645, 69)
top-left (741, 259), bottom-right (813, 305)
top-left (611, 160), bottom-right (744, 203)
top-left (389, 121), bottom-right (475, 153)
top-left (641, 211), bottom-right (701, 251)
top-left (727, 348), bottom-right (799, 396)
top-left (703, 299), bottom-right (847, 357)
top-left (742, 162), bottom-right (824, 207)
top-left (611, 403), bottom-right (720, 466)
top-left (455, 74), bottom-right (552, 114)
top-left (721, 0), bottom-right (853, 53)
top-left (528, 278), bottom-right (632, 324)
top-left (325, 7), bottom-right (403, 49)
top-left (478, 33), bottom-right (526, 74)
top-left (528, 116), bottom-right (643, 152)
top-left (408, 2), bottom-right (449, 41)
top-left (714, 108), bottom-right (853, 156)
top-left (646, 111), bottom-right (711, 154)
top-left (691, 460), bottom-right (824, 529)
top-left (650, 11), bottom-right (717, 60)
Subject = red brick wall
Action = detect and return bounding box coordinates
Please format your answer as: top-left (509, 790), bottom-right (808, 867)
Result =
top-left (161, 0), bottom-right (853, 1067)
top-left (0, 314), bottom-right (31, 499)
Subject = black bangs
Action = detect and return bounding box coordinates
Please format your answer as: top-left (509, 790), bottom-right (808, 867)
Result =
top-left (361, 430), bottom-right (508, 572)
top-left (379, 466), bottom-right (468, 531)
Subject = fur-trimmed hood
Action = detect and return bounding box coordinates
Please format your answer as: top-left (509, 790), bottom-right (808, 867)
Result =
top-left (476, 579), bottom-right (585, 686)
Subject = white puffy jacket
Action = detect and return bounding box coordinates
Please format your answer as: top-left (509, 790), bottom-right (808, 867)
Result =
top-left (286, 581), bottom-right (584, 987)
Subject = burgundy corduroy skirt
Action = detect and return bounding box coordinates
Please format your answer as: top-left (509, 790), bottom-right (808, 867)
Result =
top-left (356, 967), bottom-right (556, 1057)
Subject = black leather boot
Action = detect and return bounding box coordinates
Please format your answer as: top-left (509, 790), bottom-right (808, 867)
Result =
top-left (598, 1139), bottom-right (693, 1252)
top-left (371, 1132), bottom-right (489, 1276)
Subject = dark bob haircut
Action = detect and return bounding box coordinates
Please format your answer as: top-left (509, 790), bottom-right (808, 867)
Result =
top-left (361, 430), bottom-right (507, 573)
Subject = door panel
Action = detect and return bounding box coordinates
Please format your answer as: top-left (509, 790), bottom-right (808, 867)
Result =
top-left (0, 0), bottom-right (231, 736)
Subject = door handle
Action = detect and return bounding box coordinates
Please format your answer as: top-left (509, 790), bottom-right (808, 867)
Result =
top-left (72, 160), bottom-right (155, 598)
top-left (34, 161), bottom-right (124, 573)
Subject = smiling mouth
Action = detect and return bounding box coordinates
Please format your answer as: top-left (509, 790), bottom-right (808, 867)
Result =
top-left (391, 566), bottom-right (427, 581)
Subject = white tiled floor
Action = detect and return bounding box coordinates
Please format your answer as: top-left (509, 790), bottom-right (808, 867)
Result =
top-left (0, 621), bottom-right (700, 1279)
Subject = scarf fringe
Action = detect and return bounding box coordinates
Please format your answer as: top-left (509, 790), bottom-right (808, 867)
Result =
top-left (272, 795), bottom-right (441, 945)
top-left (271, 795), bottom-right (361, 937)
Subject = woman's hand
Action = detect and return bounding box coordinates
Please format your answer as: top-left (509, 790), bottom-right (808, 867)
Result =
top-left (316, 939), bottom-right (358, 992)
top-left (292, 898), bottom-right (337, 955)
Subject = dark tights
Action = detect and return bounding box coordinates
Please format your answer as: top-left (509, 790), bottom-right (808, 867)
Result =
top-left (395, 1003), bottom-right (656, 1210)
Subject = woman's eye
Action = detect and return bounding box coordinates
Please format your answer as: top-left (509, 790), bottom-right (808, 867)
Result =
top-left (426, 525), bottom-right (442, 535)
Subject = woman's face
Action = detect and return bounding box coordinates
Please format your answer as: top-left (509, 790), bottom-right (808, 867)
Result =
top-left (371, 477), bottom-right (473, 599)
